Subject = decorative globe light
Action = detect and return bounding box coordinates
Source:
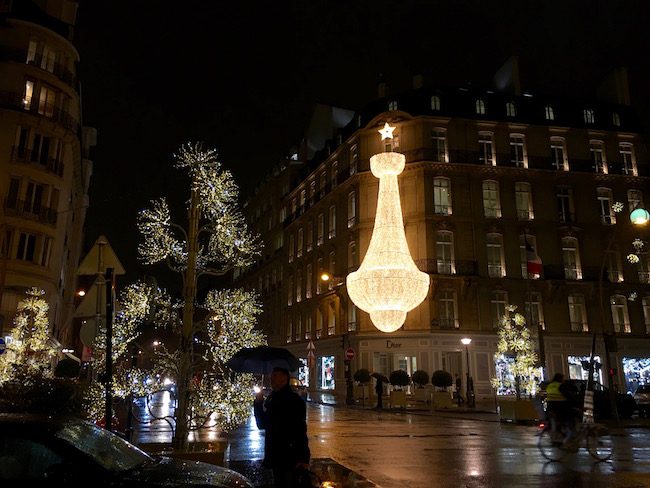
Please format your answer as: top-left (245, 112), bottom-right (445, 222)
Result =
top-left (346, 123), bottom-right (430, 333)
top-left (630, 207), bottom-right (650, 226)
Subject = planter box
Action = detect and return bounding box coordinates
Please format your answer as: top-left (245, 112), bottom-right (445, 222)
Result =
top-left (414, 388), bottom-right (430, 403)
top-left (498, 398), bottom-right (541, 423)
top-left (432, 391), bottom-right (454, 409)
top-left (354, 385), bottom-right (370, 401)
top-left (389, 390), bottom-right (407, 408)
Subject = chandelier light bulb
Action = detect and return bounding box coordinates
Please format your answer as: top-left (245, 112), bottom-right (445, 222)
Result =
top-left (347, 125), bottom-right (430, 333)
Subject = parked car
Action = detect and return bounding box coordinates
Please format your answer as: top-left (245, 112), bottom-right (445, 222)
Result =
top-left (0, 414), bottom-right (253, 487)
top-left (634, 385), bottom-right (650, 417)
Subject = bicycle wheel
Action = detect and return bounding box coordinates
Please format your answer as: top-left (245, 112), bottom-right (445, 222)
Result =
top-left (586, 425), bottom-right (613, 461)
top-left (538, 426), bottom-right (567, 462)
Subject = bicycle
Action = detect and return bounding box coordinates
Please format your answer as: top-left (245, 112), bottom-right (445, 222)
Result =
top-left (537, 418), bottom-right (613, 462)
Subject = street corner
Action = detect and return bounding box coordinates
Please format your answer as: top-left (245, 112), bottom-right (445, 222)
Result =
top-left (226, 458), bottom-right (380, 488)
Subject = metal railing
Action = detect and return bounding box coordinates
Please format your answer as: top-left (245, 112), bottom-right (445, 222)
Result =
top-left (11, 146), bottom-right (64, 177)
top-left (0, 92), bottom-right (79, 134)
top-left (4, 198), bottom-right (58, 226)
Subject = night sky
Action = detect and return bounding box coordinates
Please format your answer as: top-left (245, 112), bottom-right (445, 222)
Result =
top-left (75, 0), bottom-right (650, 287)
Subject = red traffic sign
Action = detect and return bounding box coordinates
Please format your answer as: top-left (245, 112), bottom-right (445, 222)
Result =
top-left (345, 348), bottom-right (355, 360)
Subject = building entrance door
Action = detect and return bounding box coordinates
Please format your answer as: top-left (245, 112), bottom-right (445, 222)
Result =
top-left (442, 351), bottom-right (462, 381)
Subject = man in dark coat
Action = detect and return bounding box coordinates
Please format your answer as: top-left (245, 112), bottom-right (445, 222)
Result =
top-left (254, 367), bottom-right (310, 487)
top-left (375, 375), bottom-right (384, 409)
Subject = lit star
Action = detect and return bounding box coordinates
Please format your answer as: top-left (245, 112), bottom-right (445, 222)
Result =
top-left (378, 122), bottom-right (396, 140)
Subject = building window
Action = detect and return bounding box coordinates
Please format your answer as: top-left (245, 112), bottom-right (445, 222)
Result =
top-left (291, 198), bottom-right (297, 216)
top-left (328, 303), bottom-right (336, 336)
top-left (590, 141), bottom-right (607, 174)
top-left (432, 129), bottom-right (447, 162)
top-left (286, 317), bottom-right (292, 343)
top-left (347, 305), bottom-right (357, 332)
top-left (568, 295), bottom-right (588, 332)
top-left (347, 192), bottom-right (356, 228)
top-left (306, 221), bottom-right (313, 252)
top-left (38, 85), bottom-right (57, 118)
top-left (309, 180), bottom-right (316, 205)
top-left (317, 257), bottom-right (323, 294)
top-left (299, 189), bottom-right (306, 212)
top-left (296, 270), bottom-right (302, 303)
top-left (7, 177), bottom-right (20, 209)
top-left (297, 228), bottom-right (304, 258)
top-left (562, 237), bottom-right (582, 280)
top-left (316, 309), bottom-right (323, 339)
top-left (305, 315), bottom-right (312, 340)
top-left (520, 234), bottom-right (541, 279)
top-left (306, 264), bottom-right (313, 299)
top-left (348, 241), bottom-right (357, 269)
top-left (41, 236), bottom-right (52, 267)
top-left (491, 291), bottom-right (508, 329)
top-left (319, 172), bottom-right (326, 198)
top-left (331, 162), bottom-right (338, 189)
top-left (482, 180), bottom-right (501, 218)
top-left (515, 182), bottom-right (534, 220)
top-left (288, 234), bottom-right (294, 262)
top-left (506, 102), bottom-right (516, 117)
top-left (478, 132), bottom-right (495, 166)
top-left (328, 205), bottom-right (336, 239)
top-left (287, 276), bottom-right (293, 306)
top-left (280, 206), bottom-right (287, 223)
top-left (610, 295), bottom-right (631, 333)
top-left (350, 144), bottom-right (358, 175)
top-left (487, 233), bottom-right (505, 278)
top-left (510, 134), bottom-right (527, 167)
top-left (628, 189), bottom-right (644, 213)
top-left (619, 143), bottom-right (637, 176)
top-left (438, 290), bottom-right (458, 329)
top-left (436, 231), bottom-right (455, 275)
top-left (433, 177), bottom-right (452, 215)
top-left (545, 105), bottom-right (555, 121)
top-left (317, 214), bottom-right (324, 246)
top-left (23, 79), bottom-right (35, 110)
top-left (550, 137), bottom-right (568, 171)
top-left (612, 112), bottom-right (621, 127)
top-left (388, 100), bottom-right (397, 111)
top-left (604, 250), bottom-right (623, 283)
top-left (328, 251), bottom-right (336, 290)
top-left (556, 187), bottom-right (575, 224)
top-left (584, 109), bottom-right (595, 124)
top-left (597, 188), bottom-right (616, 225)
top-left (431, 95), bottom-right (441, 111)
top-left (525, 292), bottom-right (545, 331)
top-left (295, 315), bottom-right (302, 342)
top-left (16, 232), bottom-right (36, 261)
top-left (643, 297), bottom-right (650, 334)
top-left (476, 99), bottom-right (486, 115)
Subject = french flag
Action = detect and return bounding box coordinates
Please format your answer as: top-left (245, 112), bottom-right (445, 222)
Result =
top-left (526, 240), bottom-right (542, 276)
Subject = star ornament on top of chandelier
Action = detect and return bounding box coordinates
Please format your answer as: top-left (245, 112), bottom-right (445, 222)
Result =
top-left (378, 122), bottom-right (396, 140)
top-left (346, 122), bottom-right (430, 333)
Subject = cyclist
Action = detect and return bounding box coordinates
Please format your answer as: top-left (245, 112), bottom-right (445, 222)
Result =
top-left (545, 373), bottom-right (581, 447)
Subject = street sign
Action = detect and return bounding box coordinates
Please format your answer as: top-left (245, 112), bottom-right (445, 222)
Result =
top-left (345, 347), bottom-right (355, 360)
top-left (0, 337), bottom-right (5, 355)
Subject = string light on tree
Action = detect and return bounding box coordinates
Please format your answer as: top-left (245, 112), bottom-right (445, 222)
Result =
top-left (347, 123), bottom-right (430, 333)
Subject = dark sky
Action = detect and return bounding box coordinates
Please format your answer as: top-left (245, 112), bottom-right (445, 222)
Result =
top-left (75, 0), bottom-right (650, 287)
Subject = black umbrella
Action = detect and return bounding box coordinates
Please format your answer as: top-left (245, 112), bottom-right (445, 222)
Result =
top-left (371, 372), bottom-right (388, 382)
top-left (226, 345), bottom-right (301, 374)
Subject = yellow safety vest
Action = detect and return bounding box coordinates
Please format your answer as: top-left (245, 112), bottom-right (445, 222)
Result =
top-left (546, 381), bottom-right (565, 402)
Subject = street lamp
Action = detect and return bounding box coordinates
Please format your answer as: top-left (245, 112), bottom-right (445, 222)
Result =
top-left (461, 337), bottom-right (475, 408)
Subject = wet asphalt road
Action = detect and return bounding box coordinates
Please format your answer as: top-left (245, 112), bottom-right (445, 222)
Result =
top-left (133, 392), bottom-right (650, 487)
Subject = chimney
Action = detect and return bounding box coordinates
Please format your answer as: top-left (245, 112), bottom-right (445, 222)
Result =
top-left (377, 74), bottom-right (389, 98)
top-left (412, 74), bottom-right (424, 89)
top-left (597, 67), bottom-right (631, 106)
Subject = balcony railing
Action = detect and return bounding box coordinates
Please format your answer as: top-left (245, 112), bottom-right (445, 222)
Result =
top-left (0, 91), bottom-right (79, 134)
top-left (0, 47), bottom-right (77, 88)
top-left (11, 146), bottom-right (64, 177)
top-left (4, 198), bottom-right (57, 226)
top-left (416, 259), bottom-right (477, 276)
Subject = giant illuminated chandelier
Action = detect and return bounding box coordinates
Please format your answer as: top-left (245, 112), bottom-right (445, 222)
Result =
top-left (347, 123), bottom-right (430, 333)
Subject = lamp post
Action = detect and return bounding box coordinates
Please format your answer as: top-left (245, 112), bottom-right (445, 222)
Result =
top-left (461, 337), bottom-right (475, 408)
top-left (321, 272), bottom-right (354, 405)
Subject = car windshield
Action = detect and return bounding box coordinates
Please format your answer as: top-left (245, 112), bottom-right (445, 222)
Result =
top-left (55, 421), bottom-right (152, 472)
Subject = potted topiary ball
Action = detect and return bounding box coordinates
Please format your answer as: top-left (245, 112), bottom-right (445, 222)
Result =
top-left (353, 368), bottom-right (372, 404)
top-left (412, 370), bottom-right (430, 402)
top-left (431, 370), bottom-right (454, 409)
top-left (389, 370), bottom-right (411, 408)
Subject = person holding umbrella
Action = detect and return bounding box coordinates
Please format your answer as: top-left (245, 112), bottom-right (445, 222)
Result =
top-left (372, 372), bottom-right (387, 410)
top-left (254, 366), bottom-right (311, 487)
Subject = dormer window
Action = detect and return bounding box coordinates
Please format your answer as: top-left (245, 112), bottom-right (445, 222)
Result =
top-left (612, 112), bottom-right (621, 127)
top-left (583, 108), bottom-right (595, 124)
top-left (476, 99), bottom-right (486, 115)
top-left (506, 102), bottom-right (516, 117)
top-left (545, 105), bottom-right (555, 121)
top-left (388, 100), bottom-right (398, 111)
top-left (431, 95), bottom-right (441, 111)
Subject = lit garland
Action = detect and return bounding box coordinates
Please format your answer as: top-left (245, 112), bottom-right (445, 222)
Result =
top-left (347, 124), bottom-right (430, 332)
top-left (491, 305), bottom-right (540, 399)
top-left (0, 288), bottom-right (58, 385)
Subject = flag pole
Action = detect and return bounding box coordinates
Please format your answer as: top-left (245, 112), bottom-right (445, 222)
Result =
top-left (526, 237), bottom-right (546, 381)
